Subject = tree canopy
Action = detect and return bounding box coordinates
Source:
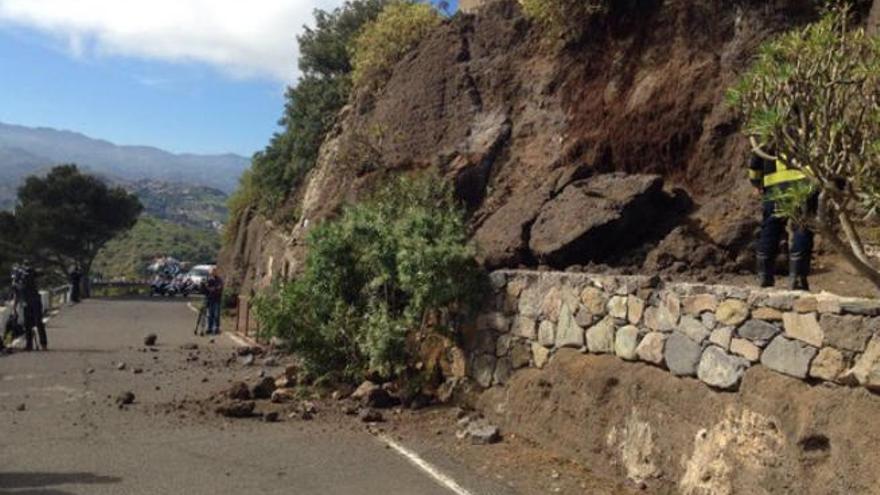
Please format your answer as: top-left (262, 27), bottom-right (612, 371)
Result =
top-left (10, 165), bottom-right (142, 281)
top-left (729, 4), bottom-right (880, 288)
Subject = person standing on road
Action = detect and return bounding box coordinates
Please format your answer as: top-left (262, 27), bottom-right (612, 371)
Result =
top-left (204, 268), bottom-right (224, 335)
top-left (69, 265), bottom-right (82, 303)
top-left (11, 262), bottom-right (48, 350)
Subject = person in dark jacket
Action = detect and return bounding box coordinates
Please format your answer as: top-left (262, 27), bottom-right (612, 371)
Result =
top-left (69, 266), bottom-right (82, 303)
top-left (11, 262), bottom-right (48, 350)
top-left (203, 268), bottom-right (224, 335)
top-left (749, 152), bottom-right (815, 291)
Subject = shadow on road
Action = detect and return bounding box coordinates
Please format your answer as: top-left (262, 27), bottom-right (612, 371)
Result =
top-left (0, 472), bottom-right (121, 491)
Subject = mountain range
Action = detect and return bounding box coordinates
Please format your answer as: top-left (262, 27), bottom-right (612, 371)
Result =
top-left (0, 122), bottom-right (250, 208)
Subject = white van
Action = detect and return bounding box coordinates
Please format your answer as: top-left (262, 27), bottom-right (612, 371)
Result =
top-left (185, 265), bottom-right (215, 288)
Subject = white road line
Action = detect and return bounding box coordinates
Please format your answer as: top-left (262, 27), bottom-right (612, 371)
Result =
top-left (377, 433), bottom-right (475, 495)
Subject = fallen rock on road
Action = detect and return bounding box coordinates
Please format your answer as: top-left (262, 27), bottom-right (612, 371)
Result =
top-left (227, 382), bottom-right (252, 401)
top-left (457, 416), bottom-right (501, 445)
top-left (251, 377), bottom-right (276, 399)
top-left (116, 392), bottom-right (135, 407)
top-left (359, 408), bottom-right (384, 423)
top-left (216, 401), bottom-right (256, 418)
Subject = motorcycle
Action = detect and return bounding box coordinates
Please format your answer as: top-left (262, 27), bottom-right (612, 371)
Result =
top-left (150, 276), bottom-right (176, 297)
top-left (150, 275), bottom-right (196, 298)
top-left (174, 277), bottom-right (197, 298)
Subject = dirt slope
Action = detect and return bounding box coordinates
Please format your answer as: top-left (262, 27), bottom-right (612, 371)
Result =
top-left (220, 0), bottom-right (840, 293)
top-left (479, 350), bottom-right (880, 495)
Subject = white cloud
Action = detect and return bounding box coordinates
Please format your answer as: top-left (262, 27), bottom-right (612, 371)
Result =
top-left (0, 0), bottom-right (343, 82)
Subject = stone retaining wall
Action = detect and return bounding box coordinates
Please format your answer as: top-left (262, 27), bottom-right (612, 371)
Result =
top-left (465, 270), bottom-right (880, 392)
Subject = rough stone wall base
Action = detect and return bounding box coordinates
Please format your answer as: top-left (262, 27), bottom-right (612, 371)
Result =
top-left (464, 270), bottom-right (880, 393)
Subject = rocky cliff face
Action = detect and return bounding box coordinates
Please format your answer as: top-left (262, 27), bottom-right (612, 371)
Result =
top-left (221, 0), bottom-right (828, 294)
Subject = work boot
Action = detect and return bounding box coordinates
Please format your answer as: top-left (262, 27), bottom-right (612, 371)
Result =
top-left (756, 255), bottom-right (774, 288)
top-left (789, 256), bottom-right (810, 291)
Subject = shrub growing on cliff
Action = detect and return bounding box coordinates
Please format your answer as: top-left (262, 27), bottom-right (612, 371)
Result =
top-left (350, 1), bottom-right (442, 88)
top-left (254, 174), bottom-right (485, 380)
top-left (518, 0), bottom-right (608, 41)
top-left (728, 5), bottom-right (880, 288)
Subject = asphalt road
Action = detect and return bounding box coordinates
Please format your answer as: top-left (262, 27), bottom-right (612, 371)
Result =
top-left (0, 298), bottom-right (499, 495)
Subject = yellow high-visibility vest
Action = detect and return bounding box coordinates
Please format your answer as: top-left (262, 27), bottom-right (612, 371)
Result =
top-left (763, 157), bottom-right (806, 188)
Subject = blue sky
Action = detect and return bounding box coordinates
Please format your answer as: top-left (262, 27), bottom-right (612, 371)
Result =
top-left (0, 0), bottom-right (458, 157)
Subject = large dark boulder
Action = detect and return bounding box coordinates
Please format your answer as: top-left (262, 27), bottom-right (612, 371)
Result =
top-left (528, 173), bottom-right (666, 267)
top-left (251, 377), bottom-right (277, 400)
top-left (473, 186), bottom-right (554, 268)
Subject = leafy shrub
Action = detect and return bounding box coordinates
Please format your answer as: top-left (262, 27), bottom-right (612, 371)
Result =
top-left (350, 1), bottom-right (442, 88)
top-left (518, 0), bottom-right (608, 41)
top-left (254, 174), bottom-right (485, 380)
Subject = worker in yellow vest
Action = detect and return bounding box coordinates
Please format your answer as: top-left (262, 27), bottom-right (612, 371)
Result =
top-left (748, 152), bottom-right (815, 291)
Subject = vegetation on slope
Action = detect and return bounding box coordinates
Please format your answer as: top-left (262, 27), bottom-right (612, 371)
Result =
top-left (93, 216), bottom-right (220, 280)
top-left (351, 1), bottom-right (442, 88)
top-left (518, 0), bottom-right (609, 42)
top-left (254, 175), bottom-right (485, 381)
top-left (125, 179), bottom-right (228, 229)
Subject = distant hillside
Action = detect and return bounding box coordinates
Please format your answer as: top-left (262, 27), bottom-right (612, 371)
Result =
top-left (91, 180), bottom-right (229, 279)
top-left (93, 216), bottom-right (220, 280)
top-left (122, 179), bottom-right (228, 230)
top-left (0, 145), bottom-right (53, 209)
top-left (0, 122), bottom-right (249, 206)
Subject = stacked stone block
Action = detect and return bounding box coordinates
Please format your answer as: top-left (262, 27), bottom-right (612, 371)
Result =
top-left (465, 270), bottom-right (880, 392)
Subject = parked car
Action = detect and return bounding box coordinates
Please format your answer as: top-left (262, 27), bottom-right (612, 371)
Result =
top-left (184, 265), bottom-right (214, 291)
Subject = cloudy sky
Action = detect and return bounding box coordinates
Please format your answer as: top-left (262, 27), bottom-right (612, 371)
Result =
top-left (0, 1), bottom-right (455, 156)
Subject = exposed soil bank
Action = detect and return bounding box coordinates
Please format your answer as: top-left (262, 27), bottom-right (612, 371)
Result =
top-left (479, 350), bottom-right (880, 495)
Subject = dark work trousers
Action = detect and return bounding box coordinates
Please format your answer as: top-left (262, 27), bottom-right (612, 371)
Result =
top-left (757, 198), bottom-right (815, 271)
top-left (206, 299), bottom-right (222, 334)
top-left (70, 280), bottom-right (81, 303)
top-left (23, 298), bottom-right (47, 350)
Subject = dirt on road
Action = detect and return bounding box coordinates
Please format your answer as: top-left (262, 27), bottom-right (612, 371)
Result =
top-left (0, 298), bottom-right (633, 495)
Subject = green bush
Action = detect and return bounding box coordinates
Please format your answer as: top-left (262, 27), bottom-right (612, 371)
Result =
top-left (351, 1), bottom-right (442, 88)
top-left (254, 174), bottom-right (485, 381)
top-left (518, 0), bottom-right (607, 41)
